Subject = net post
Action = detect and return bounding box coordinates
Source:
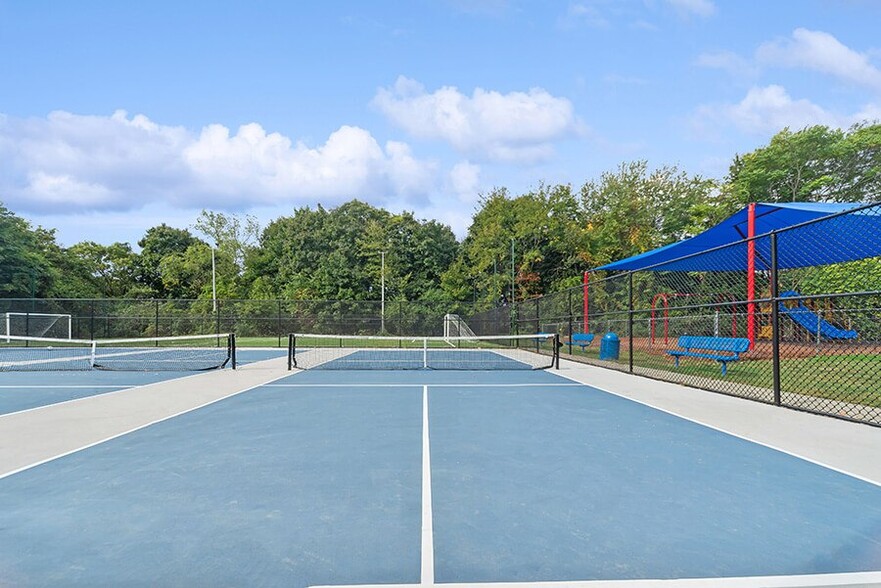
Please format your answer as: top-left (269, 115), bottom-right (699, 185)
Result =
top-left (229, 333), bottom-right (237, 370)
top-left (554, 333), bottom-right (560, 370)
top-left (423, 337), bottom-right (428, 369)
top-left (89, 341), bottom-right (97, 368)
top-left (288, 334), bottom-right (295, 370)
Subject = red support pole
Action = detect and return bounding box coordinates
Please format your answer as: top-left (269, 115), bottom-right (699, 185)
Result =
top-left (583, 271), bottom-right (589, 334)
top-left (747, 202), bottom-right (756, 349)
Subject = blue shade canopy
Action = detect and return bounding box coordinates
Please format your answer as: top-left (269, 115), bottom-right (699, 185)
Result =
top-left (595, 202), bottom-right (881, 272)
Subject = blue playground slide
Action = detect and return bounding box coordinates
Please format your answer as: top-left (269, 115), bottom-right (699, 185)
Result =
top-left (778, 291), bottom-right (858, 340)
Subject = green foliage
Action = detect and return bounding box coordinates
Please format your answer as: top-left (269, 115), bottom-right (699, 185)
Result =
top-left (0, 203), bottom-right (58, 297)
top-left (249, 200), bottom-right (458, 302)
top-left (444, 165), bottom-right (715, 308)
top-left (66, 241), bottom-right (140, 298)
top-left (581, 161), bottom-right (717, 267)
top-left (137, 224), bottom-right (202, 296)
top-left (724, 123), bottom-right (881, 204)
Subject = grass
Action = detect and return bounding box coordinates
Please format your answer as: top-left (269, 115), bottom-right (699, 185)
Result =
top-left (235, 336), bottom-right (287, 347)
top-left (563, 344), bottom-right (881, 409)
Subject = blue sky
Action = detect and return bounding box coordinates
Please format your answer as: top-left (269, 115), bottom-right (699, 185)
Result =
top-left (1, 0), bottom-right (879, 246)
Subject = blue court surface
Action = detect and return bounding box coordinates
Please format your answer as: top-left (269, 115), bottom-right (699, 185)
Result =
top-left (0, 368), bottom-right (880, 586)
top-left (0, 349), bottom-right (284, 415)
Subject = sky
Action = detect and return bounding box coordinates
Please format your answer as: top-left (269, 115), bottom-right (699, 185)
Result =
top-left (1, 0), bottom-right (880, 247)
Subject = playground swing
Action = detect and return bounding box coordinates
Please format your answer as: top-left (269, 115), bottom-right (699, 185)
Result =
top-left (649, 292), bottom-right (740, 346)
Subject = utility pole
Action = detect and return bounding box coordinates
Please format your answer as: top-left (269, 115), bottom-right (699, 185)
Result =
top-left (211, 245), bottom-right (217, 313)
top-left (510, 239), bottom-right (515, 304)
top-left (381, 250), bottom-right (386, 333)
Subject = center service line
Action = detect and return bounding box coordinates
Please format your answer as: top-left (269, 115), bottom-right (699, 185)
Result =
top-left (421, 384), bottom-right (434, 585)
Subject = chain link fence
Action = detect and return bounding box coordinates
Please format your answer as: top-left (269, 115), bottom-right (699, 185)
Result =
top-left (0, 298), bottom-right (479, 345)
top-left (465, 202), bottom-right (881, 427)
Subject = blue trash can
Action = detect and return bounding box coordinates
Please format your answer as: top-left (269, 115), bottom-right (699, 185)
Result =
top-left (599, 332), bottom-right (620, 360)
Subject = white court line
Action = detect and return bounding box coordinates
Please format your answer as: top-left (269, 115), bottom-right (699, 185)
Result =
top-left (555, 368), bottom-right (881, 490)
top-left (0, 371), bottom-right (207, 420)
top-left (422, 384), bottom-right (434, 585)
top-left (309, 570), bottom-right (881, 588)
top-left (263, 383), bottom-right (583, 388)
top-left (0, 370), bottom-right (292, 481)
top-left (0, 385), bottom-right (136, 389)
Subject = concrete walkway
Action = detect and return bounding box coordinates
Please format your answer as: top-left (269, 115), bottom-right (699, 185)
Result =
top-left (557, 357), bottom-right (881, 485)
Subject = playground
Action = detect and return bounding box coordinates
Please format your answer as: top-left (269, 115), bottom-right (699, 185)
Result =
top-left (472, 201), bottom-right (881, 426)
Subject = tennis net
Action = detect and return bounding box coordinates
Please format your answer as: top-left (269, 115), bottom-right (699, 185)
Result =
top-left (287, 333), bottom-right (559, 370)
top-left (0, 334), bottom-right (236, 371)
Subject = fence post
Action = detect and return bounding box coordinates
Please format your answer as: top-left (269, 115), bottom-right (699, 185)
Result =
top-left (770, 232), bottom-right (782, 406)
top-left (535, 297), bottom-right (540, 334)
top-left (278, 299), bottom-right (283, 348)
top-left (567, 288), bottom-right (573, 355)
top-left (154, 299), bottom-right (160, 344)
top-left (628, 272), bottom-right (634, 373)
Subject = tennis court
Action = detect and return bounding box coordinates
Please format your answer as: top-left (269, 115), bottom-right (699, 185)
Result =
top-left (0, 339), bottom-right (880, 587)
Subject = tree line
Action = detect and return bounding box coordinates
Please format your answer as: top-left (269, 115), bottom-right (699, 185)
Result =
top-left (2, 123), bottom-right (879, 309)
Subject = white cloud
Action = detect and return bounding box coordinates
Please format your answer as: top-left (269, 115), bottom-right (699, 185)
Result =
top-left (372, 76), bottom-right (581, 164)
top-left (665, 0), bottom-right (716, 18)
top-left (0, 110), bottom-right (439, 214)
top-left (690, 85), bottom-right (874, 138)
top-left (448, 161), bottom-right (481, 203)
top-left (757, 28), bottom-right (881, 92)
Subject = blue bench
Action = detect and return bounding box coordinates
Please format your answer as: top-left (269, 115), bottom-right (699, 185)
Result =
top-left (666, 336), bottom-right (750, 376)
top-left (571, 333), bottom-right (595, 350)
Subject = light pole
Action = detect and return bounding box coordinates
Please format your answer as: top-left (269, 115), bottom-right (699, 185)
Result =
top-left (211, 244), bottom-right (217, 313)
top-left (510, 238), bottom-right (515, 304)
top-left (380, 250), bottom-right (386, 333)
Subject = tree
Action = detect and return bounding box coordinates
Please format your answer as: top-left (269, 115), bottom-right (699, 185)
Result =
top-left (0, 203), bottom-right (57, 298)
top-left (66, 241), bottom-right (139, 298)
top-left (724, 124), bottom-right (881, 205)
top-left (159, 242), bottom-right (236, 300)
top-left (441, 184), bottom-right (591, 305)
top-left (194, 211), bottom-right (260, 271)
top-left (137, 224), bottom-right (202, 296)
top-left (581, 161), bottom-right (716, 267)
top-left (247, 200), bottom-right (458, 302)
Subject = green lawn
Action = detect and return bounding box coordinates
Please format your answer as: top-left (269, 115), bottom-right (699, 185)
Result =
top-left (563, 345), bottom-right (881, 408)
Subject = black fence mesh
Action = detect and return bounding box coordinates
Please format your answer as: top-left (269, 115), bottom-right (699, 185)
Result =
top-left (465, 202), bottom-right (881, 427)
top-left (0, 298), bottom-right (479, 345)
